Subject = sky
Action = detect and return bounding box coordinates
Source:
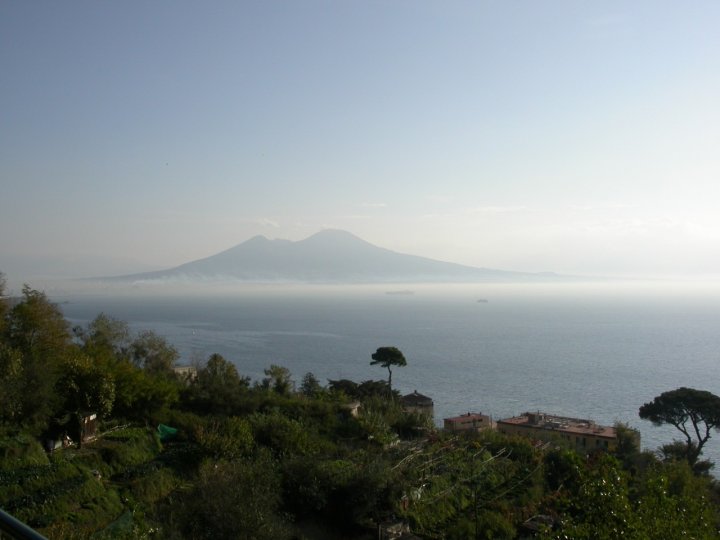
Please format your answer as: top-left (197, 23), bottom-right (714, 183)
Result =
top-left (2, 1), bottom-right (719, 286)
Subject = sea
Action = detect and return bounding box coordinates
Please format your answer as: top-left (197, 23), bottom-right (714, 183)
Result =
top-left (56, 280), bottom-right (720, 467)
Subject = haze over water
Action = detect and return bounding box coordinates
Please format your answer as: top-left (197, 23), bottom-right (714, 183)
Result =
top-left (3, 3), bottom-right (720, 285)
top-left (59, 280), bottom-right (720, 468)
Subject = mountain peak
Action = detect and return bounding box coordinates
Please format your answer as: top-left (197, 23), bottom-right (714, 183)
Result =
top-left (300, 229), bottom-right (373, 247)
top-left (307, 229), bottom-right (361, 240)
top-left (106, 229), bottom-right (562, 284)
top-left (245, 234), bottom-right (270, 244)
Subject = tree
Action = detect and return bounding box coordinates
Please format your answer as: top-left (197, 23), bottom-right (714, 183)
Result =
top-left (130, 330), bottom-right (179, 375)
top-left (0, 343), bottom-right (23, 423)
top-left (56, 353), bottom-right (116, 419)
top-left (202, 353), bottom-right (248, 387)
top-left (75, 313), bottom-right (131, 361)
top-left (194, 416), bottom-right (254, 460)
top-left (300, 371), bottom-right (322, 397)
top-left (631, 460), bottom-right (717, 538)
top-left (357, 379), bottom-right (395, 399)
top-left (2, 286), bottom-right (72, 430)
top-left (0, 271), bottom-right (8, 333)
top-left (639, 387), bottom-right (720, 466)
top-left (657, 441), bottom-right (715, 475)
top-left (370, 346), bottom-right (406, 394)
top-left (174, 455), bottom-right (291, 539)
top-left (109, 360), bottom-right (179, 420)
top-left (186, 353), bottom-right (250, 414)
top-left (328, 378), bottom-right (359, 397)
top-left (6, 285), bottom-right (71, 363)
top-left (262, 364), bottom-right (294, 395)
top-left (546, 454), bottom-right (638, 539)
top-left (613, 422), bottom-right (642, 470)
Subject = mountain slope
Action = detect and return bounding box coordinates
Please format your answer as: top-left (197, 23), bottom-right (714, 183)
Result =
top-left (108, 229), bottom-right (559, 283)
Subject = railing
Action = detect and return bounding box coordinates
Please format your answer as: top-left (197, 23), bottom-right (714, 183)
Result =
top-left (0, 509), bottom-right (47, 540)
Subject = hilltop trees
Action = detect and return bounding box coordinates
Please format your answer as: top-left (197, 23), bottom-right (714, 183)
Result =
top-left (75, 313), bottom-right (131, 361)
top-left (262, 364), bottom-right (294, 395)
top-left (184, 353), bottom-right (251, 415)
top-left (1, 286), bottom-right (72, 430)
top-left (300, 371), bottom-right (322, 397)
top-left (0, 272), bottom-right (8, 332)
top-left (639, 387), bottom-right (720, 467)
top-left (130, 330), bottom-right (179, 375)
top-left (6, 286), bottom-right (72, 364)
top-left (56, 353), bottom-right (116, 419)
top-left (3, 284), bottom-right (720, 538)
top-left (370, 346), bottom-right (406, 394)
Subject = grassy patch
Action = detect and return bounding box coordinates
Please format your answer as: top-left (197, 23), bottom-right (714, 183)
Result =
top-left (0, 426), bottom-right (171, 537)
top-left (0, 433), bottom-right (49, 470)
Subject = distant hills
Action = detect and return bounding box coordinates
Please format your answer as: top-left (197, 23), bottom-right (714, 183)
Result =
top-left (102, 229), bottom-right (564, 284)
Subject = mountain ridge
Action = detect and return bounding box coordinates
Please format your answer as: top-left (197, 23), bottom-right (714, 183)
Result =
top-left (101, 229), bottom-right (563, 284)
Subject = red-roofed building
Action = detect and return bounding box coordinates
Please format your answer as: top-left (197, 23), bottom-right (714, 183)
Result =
top-left (444, 412), bottom-right (493, 433)
top-left (496, 412), bottom-right (630, 451)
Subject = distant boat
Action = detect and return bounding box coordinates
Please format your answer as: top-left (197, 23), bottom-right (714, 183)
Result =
top-left (386, 290), bottom-right (415, 296)
top-left (477, 299), bottom-right (489, 303)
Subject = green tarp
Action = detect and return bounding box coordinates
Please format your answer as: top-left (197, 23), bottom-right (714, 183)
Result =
top-left (157, 424), bottom-right (178, 442)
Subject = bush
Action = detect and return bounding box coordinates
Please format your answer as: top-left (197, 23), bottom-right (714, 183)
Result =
top-left (97, 428), bottom-right (161, 475)
top-left (194, 416), bottom-right (254, 460)
top-left (125, 466), bottom-right (181, 505)
top-left (170, 454), bottom-right (291, 540)
top-left (250, 411), bottom-right (317, 457)
top-left (0, 433), bottom-right (49, 471)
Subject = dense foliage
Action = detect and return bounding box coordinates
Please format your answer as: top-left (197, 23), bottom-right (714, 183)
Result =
top-left (640, 387), bottom-right (720, 469)
top-left (1, 280), bottom-right (719, 538)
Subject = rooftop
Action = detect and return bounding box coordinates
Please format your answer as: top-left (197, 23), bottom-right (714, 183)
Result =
top-left (445, 412), bottom-right (489, 423)
top-left (401, 390), bottom-right (433, 405)
top-left (498, 412), bottom-right (616, 439)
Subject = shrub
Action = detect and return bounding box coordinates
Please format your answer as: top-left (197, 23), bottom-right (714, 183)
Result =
top-left (0, 433), bottom-right (49, 471)
top-left (193, 416), bottom-right (254, 460)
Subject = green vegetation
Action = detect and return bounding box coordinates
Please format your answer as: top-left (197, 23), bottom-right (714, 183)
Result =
top-left (640, 387), bottom-right (720, 470)
top-left (1, 280), bottom-right (719, 538)
top-left (370, 346), bottom-right (407, 394)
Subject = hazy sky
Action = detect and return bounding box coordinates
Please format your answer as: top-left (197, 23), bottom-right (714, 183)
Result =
top-left (2, 1), bottom-right (719, 284)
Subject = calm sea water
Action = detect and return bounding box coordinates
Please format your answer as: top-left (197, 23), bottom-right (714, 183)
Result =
top-left (57, 281), bottom-right (720, 465)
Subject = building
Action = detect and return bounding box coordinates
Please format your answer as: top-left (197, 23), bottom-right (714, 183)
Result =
top-left (79, 413), bottom-right (98, 444)
top-left (173, 365), bottom-right (198, 382)
top-left (444, 412), bottom-right (493, 433)
top-left (341, 401), bottom-right (361, 418)
top-left (496, 412), bottom-right (623, 452)
top-left (401, 391), bottom-right (434, 418)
